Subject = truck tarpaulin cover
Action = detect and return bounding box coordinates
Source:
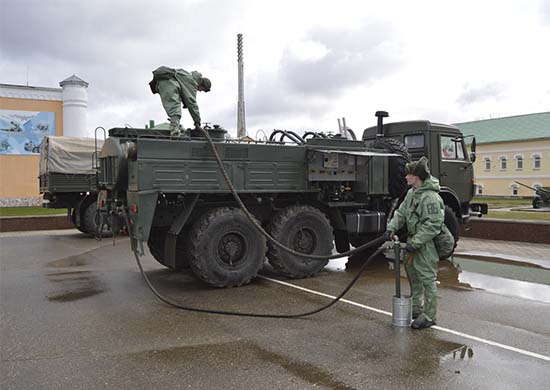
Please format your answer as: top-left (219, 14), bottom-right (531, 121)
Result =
top-left (39, 136), bottom-right (104, 175)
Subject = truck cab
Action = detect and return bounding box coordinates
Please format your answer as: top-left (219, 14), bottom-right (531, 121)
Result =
top-left (363, 120), bottom-right (487, 222)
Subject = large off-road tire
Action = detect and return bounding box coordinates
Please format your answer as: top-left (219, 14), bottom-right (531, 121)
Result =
top-left (188, 208), bottom-right (266, 288)
top-left (147, 227), bottom-right (190, 270)
top-left (267, 205), bottom-right (333, 278)
top-left (71, 208), bottom-right (88, 234)
top-left (82, 201), bottom-right (113, 237)
top-left (368, 138), bottom-right (411, 200)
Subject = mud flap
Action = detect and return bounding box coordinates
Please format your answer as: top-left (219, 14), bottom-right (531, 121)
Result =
top-left (126, 191), bottom-right (158, 242)
top-left (164, 194), bottom-right (199, 269)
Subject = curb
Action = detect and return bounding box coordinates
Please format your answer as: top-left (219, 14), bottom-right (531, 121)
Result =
top-left (0, 215), bottom-right (73, 232)
top-left (2, 215), bottom-right (550, 244)
top-left (461, 218), bottom-right (550, 244)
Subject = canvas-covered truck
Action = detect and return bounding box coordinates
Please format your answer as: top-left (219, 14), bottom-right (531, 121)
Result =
top-left (39, 136), bottom-right (111, 236)
top-left (96, 112), bottom-right (487, 288)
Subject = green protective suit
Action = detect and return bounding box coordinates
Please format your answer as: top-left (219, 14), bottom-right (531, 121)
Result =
top-left (387, 176), bottom-right (445, 322)
top-left (150, 66), bottom-right (203, 129)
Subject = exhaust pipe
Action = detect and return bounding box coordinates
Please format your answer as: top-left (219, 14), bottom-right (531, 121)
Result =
top-left (375, 111), bottom-right (389, 138)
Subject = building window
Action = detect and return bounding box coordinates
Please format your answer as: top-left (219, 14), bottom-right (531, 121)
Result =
top-left (515, 155), bottom-right (523, 170)
top-left (532, 154), bottom-right (541, 169)
top-left (476, 184), bottom-right (484, 195)
top-left (484, 157), bottom-right (491, 171)
top-left (499, 156), bottom-right (507, 170)
top-left (510, 184), bottom-right (518, 196)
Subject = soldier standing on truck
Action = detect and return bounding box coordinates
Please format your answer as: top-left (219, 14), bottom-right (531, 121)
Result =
top-left (384, 157), bottom-right (444, 329)
top-left (149, 66), bottom-right (211, 135)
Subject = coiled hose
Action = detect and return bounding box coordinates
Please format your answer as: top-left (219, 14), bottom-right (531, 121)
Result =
top-left (125, 128), bottom-right (390, 318)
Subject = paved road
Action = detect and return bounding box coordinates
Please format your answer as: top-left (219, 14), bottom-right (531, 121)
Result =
top-left (1, 230), bottom-right (549, 389)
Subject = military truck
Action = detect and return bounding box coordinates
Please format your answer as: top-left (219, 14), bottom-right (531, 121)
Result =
top-left (39, 136), bottom-right (111, 236)
top-left (96, 112), bottom-right (486, 288)
top-left (363, 116), bottom-right (487, 232)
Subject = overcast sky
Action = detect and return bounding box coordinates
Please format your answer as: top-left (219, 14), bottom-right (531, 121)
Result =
top-left (1, 0), bottom-right (549, 137)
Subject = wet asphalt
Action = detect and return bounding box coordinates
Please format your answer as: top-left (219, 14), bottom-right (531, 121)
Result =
top-left (1, 230), bottom-right (549, 390)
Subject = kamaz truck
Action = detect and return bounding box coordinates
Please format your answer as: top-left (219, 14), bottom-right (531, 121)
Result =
top-left (97, 112), bottom-right (487, 288)
top-left (39, 135), bottom-right (111, 236)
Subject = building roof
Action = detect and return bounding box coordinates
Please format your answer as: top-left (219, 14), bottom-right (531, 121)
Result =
top-left (0, 83), bottom-right (62, 101)
top-left (453, 112), bottom-right (550, 144)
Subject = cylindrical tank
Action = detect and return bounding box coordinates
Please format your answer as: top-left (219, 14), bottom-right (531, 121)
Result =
top-left (60, 75), bottom-right (89, 138)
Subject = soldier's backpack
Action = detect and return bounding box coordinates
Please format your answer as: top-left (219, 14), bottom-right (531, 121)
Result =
top-left (434, 222), bottom-right (455, 260)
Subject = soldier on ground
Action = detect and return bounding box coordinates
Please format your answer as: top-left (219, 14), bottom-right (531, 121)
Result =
top-left (149, 66), bottom-right (211, 135)
top-left (384, 157), bottom-right (445, 329)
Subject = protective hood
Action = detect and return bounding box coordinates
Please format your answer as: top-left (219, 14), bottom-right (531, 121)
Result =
top-left (414, 175), bottom-right (441, 194)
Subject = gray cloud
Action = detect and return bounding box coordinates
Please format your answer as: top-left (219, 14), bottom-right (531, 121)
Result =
top-left (541, 0), bottom-right (550, 24)
top-left (0, 0), bottom-right (242, 130)
top-left (281, 22), bottom-right (403, 96)
top-left (456, 82), bottom-right (506, 107)
top-left (244, 22), bottom-right (403, 128)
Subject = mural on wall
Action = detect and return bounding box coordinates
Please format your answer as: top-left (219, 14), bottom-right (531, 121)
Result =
top-left (0, 110), bottom-right (55, 155)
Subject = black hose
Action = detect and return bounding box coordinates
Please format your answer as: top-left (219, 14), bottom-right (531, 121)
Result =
top-left (124, 205), bottom-right (384, 318)
top-left (123, 127), bottom-right (390, 318)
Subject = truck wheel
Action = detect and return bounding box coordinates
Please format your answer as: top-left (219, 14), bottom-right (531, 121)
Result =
top-left (188, 208), bottom-right (266, 288)
top-left (442, 206), bottom-right (460, 258)
top-left (368, 138), bottom-right (411, 200)
top-left (82, 201), bottom-right (113, 238)
top-left (71, 209), bottom-right (88, 234)
top-left (147, 227), bottom-right (190, 270)
top-left (267, 205), bottom-right (333, 278)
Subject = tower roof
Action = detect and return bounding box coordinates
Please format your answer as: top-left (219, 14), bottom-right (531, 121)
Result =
top-left (59, 74), bottom-right (89, 88)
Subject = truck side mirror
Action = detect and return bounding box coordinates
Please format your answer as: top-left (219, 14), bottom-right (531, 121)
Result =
top-left (469, 137), bottom-right (477, 162)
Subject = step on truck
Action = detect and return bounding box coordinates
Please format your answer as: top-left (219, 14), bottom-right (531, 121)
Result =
top-left (39, 135), bottom-right (111, 236)
top-left (97, 112), bottom-right (487, 288)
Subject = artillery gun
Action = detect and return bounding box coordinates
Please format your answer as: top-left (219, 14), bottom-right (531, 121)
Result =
top-left (515, 181), bottom-right (550, 208)
top-left (97, 112), bottom-right (486, 288)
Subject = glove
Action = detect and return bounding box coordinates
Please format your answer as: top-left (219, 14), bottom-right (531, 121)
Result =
top-left (405, 244), bottom-right (416, 253)
top-left (382, 230), bottom-right (393, 241)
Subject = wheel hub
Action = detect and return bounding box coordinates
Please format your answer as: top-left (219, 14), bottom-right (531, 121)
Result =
top-left (218, 233), bottom-right (245, 266)
top-left (293, 228), bottom-right (316, 254)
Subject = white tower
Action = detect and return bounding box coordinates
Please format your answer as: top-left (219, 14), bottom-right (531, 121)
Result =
top-left (59, 75), bottom-right (89, 137)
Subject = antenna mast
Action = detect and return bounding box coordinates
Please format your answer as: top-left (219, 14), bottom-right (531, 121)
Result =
top-left (237, 33), bottom-right (246, 138)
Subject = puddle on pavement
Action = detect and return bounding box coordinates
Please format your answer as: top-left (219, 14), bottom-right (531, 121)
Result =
top-left (45, 270), bottom-right (104, 302)
top-left (440, 345), bottom-right (474, 362)
top-left (46, 245), bottom-right (111, 268)
top-left (455, 270), bottom-right (550, 303)
top-left (325, 252), bottom-right (550, 303)
top-left (127, 340), bottom-right (354, 389)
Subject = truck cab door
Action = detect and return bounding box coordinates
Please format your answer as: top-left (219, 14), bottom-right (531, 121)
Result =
top-left (438, 134), bottom-right (474, 203)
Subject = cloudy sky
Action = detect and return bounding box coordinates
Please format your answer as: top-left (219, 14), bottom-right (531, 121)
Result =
top-left (1, 0), bottom-right (549, 137)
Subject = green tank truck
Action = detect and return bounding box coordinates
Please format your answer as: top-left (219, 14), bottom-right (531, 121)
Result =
top-left (97, 112), bottom-right (487, 288)
top-left (39, 135), bottom-right (111, 236)
top-left (515, 181), bottom-right (550, 208)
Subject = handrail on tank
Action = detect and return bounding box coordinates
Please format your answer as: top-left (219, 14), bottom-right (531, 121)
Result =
top-left (345, 128), bottom-right (357, 140)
